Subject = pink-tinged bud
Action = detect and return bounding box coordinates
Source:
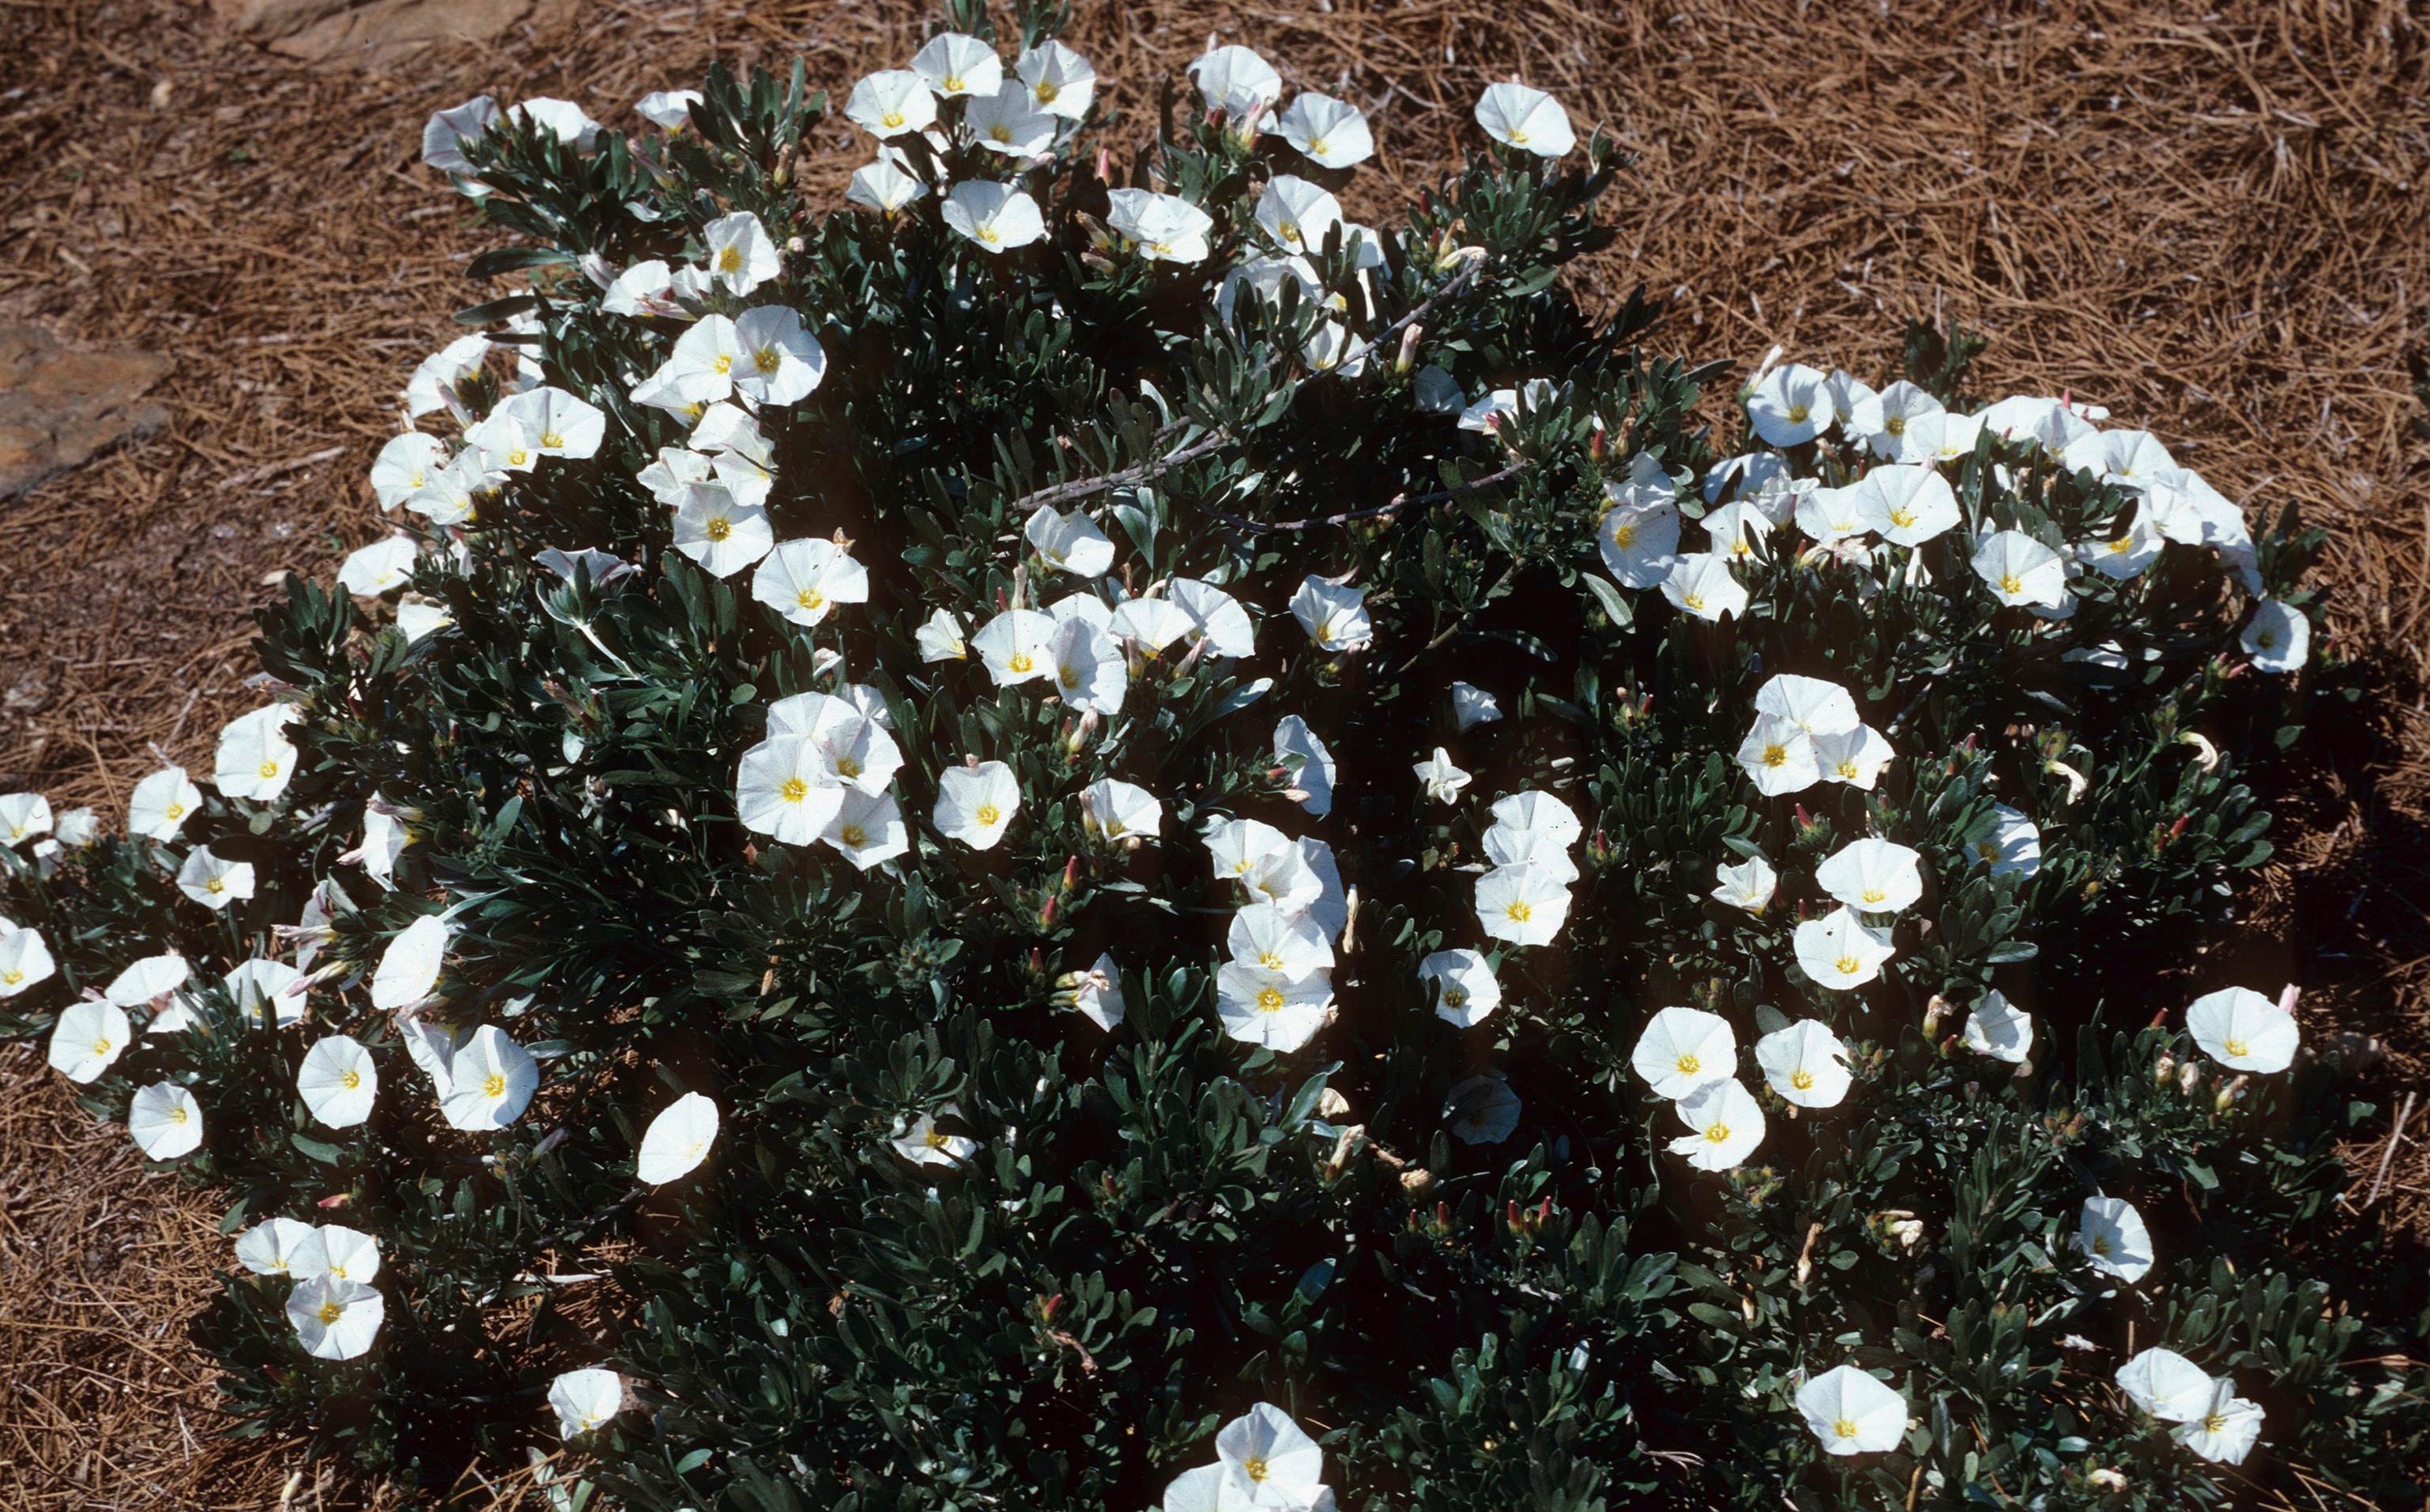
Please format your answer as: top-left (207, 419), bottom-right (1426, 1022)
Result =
top-left (1395, 322), bottom-right (1422, 375)
top-left (1038, 895), bottom-right (1060, 931)
top-left (1061, 856), bottom-right (1081, 892)
top-left (316, 1192), bottom-right (352, 1209)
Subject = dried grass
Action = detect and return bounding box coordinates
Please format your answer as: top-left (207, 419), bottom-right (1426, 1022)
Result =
top-left (1, 0), bottom-right (2425, 1502)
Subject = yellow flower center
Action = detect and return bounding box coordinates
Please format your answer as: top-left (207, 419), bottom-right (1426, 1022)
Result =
top-left (258, 760), bottom-right (280, 779)
top-left (779, 777), bottom-right (808, 804)
top-left (539, 430), bottom-right (564, 449)
top-left (2224, 1037), bottom-right (2249, 1058)
top-left (1890, 507), bottom-right (1916, 528)
top-left (712, 354), bottom-right (732, 375)
top-left (2108, 536), bottom-right (2132, 554)
top-left (1610, 521), bottom-right (1637, 548)
top-left (1683, 592), bottom-right (1706, 611)
top-left (1837, 760), bottom-right (1861, 778)
top-left (834, 756), bottom-right (861, 779)
top-left (1256, 987), bottom-right (1285, 1014)
top-left (1007, 652), bottom-right (1034, 675)
top-left (1834, 1417), bottom-right (1859, 1440)
top-left (1786, 404), bottom-right (1810, 423)
top-left (92, 1037), bottom-right (113, 1055)
top-left (796, 590), bottom-right (825, 612)
top-left (1704, 1122), bottom-right (1730, 1144)
top-left (1244, 1458), bottom-right (1269, 1482)
top-left (168, 1104), bottom-right (190, 1124)
top-left (1862, 887), bottom-right (1886, 904)
top-left (1443, 987), bottom-right (1467, 1007)
top-left (882, 109), bottom-right (906, 129)
top-left (1277, 219), bottom-right (1301, 244)
top-left (2202, 1412), bottom-right (2227, 1433)
top-left (838, 824), bottom-right (867, 848)
top-left (1999, 573), bottom-right (2023, 595)
top-left (975, 804), bottom-right (1001, 827)
top-left (1034, 81), bottom-right (1059, 103)
top-left (1835, 955), bottom-right (1861, 976)
top-left (1675, 1053), bottom-right (1700, 1076)
top-left (989, 125), bottom-right (1013, 143)
top-left (1059, 664), bottom-right (1082, 688)
top-left (978, 226), bottom-right (1001, 244)
top-left (206, 878), bottom-right (225, 894)
top-left (318, 1301), bottom-right (345, 1325)
top-left (1792, 1069), bottom-right (1814, 1090)
top-left (1886, 415), bottom-right (1906, 435)
top-left (2256, 632), bottom-right (2277, 649)
top-left (1507, 128), bottom-right (1529, 145)
top-left (705, 516), bottom-right (731, 542)
top-left (509, 449), bottom-right (531, 467)
top-left (2, 970), bottom-right (19, 986)
top-left (718, 246), bottom-right (744, 273)
top-left (1763, 744), bottom-right (1788, 768)
top-left (924, 1128), bottom-right (949, 1148)
top-left (165, 802), bottom-right (185, 820)
top-left (2091, 1235), bottom-right (2112, 1255)
top-left (1506, 901), bottom-right (1533, 923)
top-left (342, 1068), bottom-right (361, 1091)
top-left (1257, 950), bottom-right (1285, 970)
top-left (482, 1072), bottom-right (506, 1099)
top-left (754, 347), bottom-right (782, 374)
top-left (943, 75), bottom-right (965, 92)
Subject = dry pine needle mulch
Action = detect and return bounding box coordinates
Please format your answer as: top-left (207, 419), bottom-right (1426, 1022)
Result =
top-left (1, 0), bottom-right (2427, 1505)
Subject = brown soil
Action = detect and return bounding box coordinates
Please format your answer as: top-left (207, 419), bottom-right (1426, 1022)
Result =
top-left (2, 0), bottom-right (2425, 1504)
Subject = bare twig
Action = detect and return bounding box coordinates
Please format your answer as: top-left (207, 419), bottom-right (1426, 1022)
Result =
top-left (2364, 1090), bottom-right (2418, 1208)
top-left (1201, 458), bottom-right (1529, 534)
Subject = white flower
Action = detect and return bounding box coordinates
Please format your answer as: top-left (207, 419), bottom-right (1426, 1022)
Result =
top-left (1216, 962), bottom-right (1332, 1052)
top-left (1754, 1020), bottom-right (1852, 1109)
top-left (1188, 45), bottom-right (1283, 117)
top-left (1597, 493), bottom-right (1682, 589)
top-left (128, 767), bottom-right (202, 842)
top-left (369, 432), bottom-right (447, 510)
top-left (1660, 552), bottom-right (1747, 621)
top-left (128, 1081), bottom-right (204, 1160)
top-left (2174, 1378), bottom-right (2265, 1464)
top-left (1214, 1402), bottom-right (1328, 1507)
top-left (1826, 371), bottom-right (1883, 434)
top-left (0, 923), bottom-right (56, 998)
top-left (1166, 577), bottom-right (1258, 658)
top-left (1229, 903), bottom-right (1333, 980)
top-left (370, 914), bottom-right (450, 1012)
top-left (1081, 778), bottom-right (1162, 842)
top-left (636, 88), bottom-right (701, 130)
top-left (1015, 40), bottom-right (1094, 118)
top-left (1474, 82), bottom-right (1574, 157)
top-left (1746, 363), bottom-right (1833, 445)
top-left (236, 1216), bottom-right (319, 1276)
top-left (1452, 681), bottom-right (1502, 729)
top-left (637, 1091), bottom-right (720, 1184)
top-left (1669, 1078), bottom-right (1764, 1170)
top-left (1907, 408), bottom-right (1985, 463)
top-left (731, 305), bottom-right (827, 406)
top-left (1278, 92), bottom-right (1374, 168)
top-left (671, 483), bottom-right (774, 578)
top-left (650, 317), bottom-right (745, 410)
top-left (1490, 790), bottom-right (1582, 850)
top-left (215, 704), bottom-right (301, 803)
top-left (1476, 864), bottom-right (1571, 948)
top-left (1247, 841), bottom-right (1330, 924)
top-left (1290, 577), bottom-right (1371, 651)
top-left (1814, 837), bottom-right (1925, 914)
top-left (1025, 505), bottom-right (1117, 576)
top-left (823, 788), bottom-right (910, 870)
top-left (1207, 816), bottom-right (1293, 880)
top-left (549, 1368), bottom-right (626, 1437)
top-left (936, 761), bottom-right (1021, 850)
top-left (1865, 381), bottom-right (1945, 461)
top-left (845, 70), bottom-right (938, 137)
top-left (1420, 948), bottom-right (1501, 1028)
top-left (973, 607), bottom-right (1058, 685)
top-left (893, 1105), bottom-right (980, 1167)
top-left (1972, 530), bottom-right (2070, 608)
top-left (507, 96), bottom-right (599, 147)
top-left (1961, 990), bottom-right (2033, 1063)
top-left (1444, 1072), bottom-right (1523, 1144)
top-left (404, 331), bottom-right (492, 415)
top-left (736, 735), bottom-right (846, 846)
top-left (1972, 803), bottom-right (2042, 879)
top-left (915, 608), bottom-right (969, 662)
top-left (942, 181), bottom-right (1046, 253)
top-left (422, 95), bottom-right (498, 177)
top-left (1795, 1365), bottom-right (1908, 1455)
top-left (1813, 724), bottom-right (1895, 789)
top-left (1703, 500), bottom-right (1771, 563)
top-left (911, 32), bottom-right (1002, 97)
top-left (1105, 188), bottom-right (1213, 263)
top-left (499, 385), bottom-right (607, 462)
top-left (966, 79), bottom-right (1057, 156)
top-left (1856, 465), bottom-right (1960, 547)
top-left (2241, 600), bottom-right (2308, 674)
top-left (1712, 856), bottom-right (1778, 913)
top-left (297, 1035), bottom-right (378, 1127)
top-left (176, 845), bottom-right (256, 910)
top-left (1274, 717), bottom-right (1336, 817)
top-left (51, 807), bottom-right (96, 846)
top-left (303, 1224), bottom-right (380, 1284)
top-left (2062, 428), bottom-right (2175, 489)
top-left (1631, 1007), bottom-right (1737, 1100)
top-left (1752, 674), bottom-right (1858, 735)
top-left (1045, 617), bottom-right (1127, 715)
top-left (1254, 176), bottom-right (1344, 258)
top-left (288, 1275), bottom-right (383, 1360)
top-left (847, 155), bottom-right (929, 213)
top-left (106, 953), bottom-right (191, 1011)
top-left (1737, 715), bottom-right (1820, 796)
top-left (2079, 516), bottom-right (2164, 579)
top-left (1978, 394), bottom-right (2096, 450)
top-left (1108, 596), bottom-right (1193, 653)
top-left (752, 538), bottom-right (867, 628)
top-left (1413, 748), bottom-right (1471, 805)
top-left (2117, 1347), bottom-right (2215, 1421)
top-left (439, 1024), bottom-right (538, 1131)
top-left (1794, 906), bottom-right (1895, 990)
top-left (704, 211), bottom-right (782, 295)
top-left (2185, 986), bottom-right (2299, 1073)
top-left (1063, 952), bottom-right (1126, 1030)
top-left (2075, 1195), bottom-right (2153, 1284)
top-left (47, 999), bottom-right (131, 1083)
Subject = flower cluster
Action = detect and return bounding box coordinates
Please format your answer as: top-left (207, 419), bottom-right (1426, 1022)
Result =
top-left (0, 9), bottom-right (2412, 1509)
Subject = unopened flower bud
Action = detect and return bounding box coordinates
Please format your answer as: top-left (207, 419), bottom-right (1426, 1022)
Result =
top-left (2178, 1060), bottom-right (2202, 1096)
top-left (1400, 1167), bottom-right (1435, 1197)
top-left (2215, 1074), bottom-right (2250, 1113)
top-left (2181, 730), bottom-right (2219, 770)
top-left (1395, 322), bottom-right (1422, 375)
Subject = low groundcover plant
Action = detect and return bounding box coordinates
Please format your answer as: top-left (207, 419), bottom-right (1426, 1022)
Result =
top-left (4, 2), bottom-right (2424, 1506)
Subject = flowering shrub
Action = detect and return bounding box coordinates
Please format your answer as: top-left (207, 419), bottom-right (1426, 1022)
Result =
top-left (3, 5), bottom-right (2424, 1506)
